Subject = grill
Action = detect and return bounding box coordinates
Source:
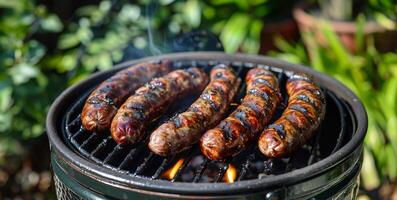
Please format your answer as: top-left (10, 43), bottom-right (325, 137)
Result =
top-left (47, 52), bottom-right (367, 199)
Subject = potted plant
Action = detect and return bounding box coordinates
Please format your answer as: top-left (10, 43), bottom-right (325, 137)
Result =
top-left (293, 0), bottom-right (397, 53)
top-left (199, 0), bottom-right (298, 54)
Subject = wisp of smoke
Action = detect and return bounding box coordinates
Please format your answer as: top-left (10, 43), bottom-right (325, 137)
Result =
top-left (146, 1), bottom-right (162, 56)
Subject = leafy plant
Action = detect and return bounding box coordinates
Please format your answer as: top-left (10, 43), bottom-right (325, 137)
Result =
top-left (45, 0), bottom-right (151, 84)
top-left (0, 0), bottom-right (64, 141)
top-left (203, 0), bottom-right (294, 54)
top-left (270, 18), bottom-right (397, 189)
top-left (367, 0), bottom-right (397, 29)
top-left (318, 0), bottom-right (397, 29)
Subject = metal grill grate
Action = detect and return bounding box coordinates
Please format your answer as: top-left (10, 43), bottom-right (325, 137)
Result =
top-left (61, 60), bottom-right (354, 183)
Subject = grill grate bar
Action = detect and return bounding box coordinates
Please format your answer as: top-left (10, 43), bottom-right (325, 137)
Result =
top-left (134, 152), bottom-right (154, 175)
top-left (117, 143), bottom-right (146, 169)
top-left (103, 144), bottom-right (122, 164)
top-left (65, 92), bottom-right (88, 125)
top-left (67, 114), bottom-right (81, 128)
top-left (69, 126), bottom-right (84, 140)
top-left (262, 159), bottom-right (274, 175)
top-left (215, 163), bottom-right (229, 183)
top-left (193, 158), bottom-right (209, 183)
top-left (237, 151), bottom-right (255, 181)
top-left (152, 156), bottom-right (175, 179)
top-left (172, 149), bottom-right (196, 182)
top-left (90, 136), bottom-right (112, 158)
top-left (80, 132), bottom-right (97, 149)
top-left (285, 157), bottom-right (294, 172)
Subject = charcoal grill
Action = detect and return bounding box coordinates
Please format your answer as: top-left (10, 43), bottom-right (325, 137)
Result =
top-left (46, 52), bottom-right (367, 199)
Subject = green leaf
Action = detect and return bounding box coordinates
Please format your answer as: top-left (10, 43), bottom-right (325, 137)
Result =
top-left (241, 19), bottom-right (262, 54)
top-left (8, 63), bottom-right (39, 84)
top-left (183, 0), bottom-right (201, 28)
top-left (374, 12), bottom-right (396, 30)
top-left (382, 77), bottom-right (397, 118)
top-left (44, 52), bottom-right (77, 73)
top-left (0, 86), bottom-right (12, 112)
top-left (99, 0), bottom-right (111, 13)
top-left (319, 21), bottom-right (350, 68)
top-left (97, 53), bottom-right (113, 71)
top-left (119, 4), bottom-right (141, 22)
top-left (361, 146), bottom-right (381, 189)
top-left (0, 0), bottom-right (24, 9)
top-left (301, 31), bottom-right (326, 72)
top-left (160, 0), bottom-right (175, 5)
top-left (58, 33), bottom-right (80, 49)
top-left (220, 13), bottom-right (250, 53)
top-left (68, 72), bottom-right (90, 85)
top-left (77, 24), bottom-right (93, 44)
top-left (25, 40), bottom-right (46, 65)
top-left (111, 50), bottom-right (123, 63)
top-left (355, 14), bottom-right (365, 53)
top-left (40, 14), bottom-right (63, 32)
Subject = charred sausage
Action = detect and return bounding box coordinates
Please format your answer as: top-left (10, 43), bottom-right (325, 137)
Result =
top-left (200, 68), bottom-right (281, 161)
top-left (81, 61), bottom-right (171, 132)
top-left (111, 68), bottom-right (208, 144)
top-left (258, 73), bottom-right (326, 158)
top-left (148, 64), bottom-right (239, 156)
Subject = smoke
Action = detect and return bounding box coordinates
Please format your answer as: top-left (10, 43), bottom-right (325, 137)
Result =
top-left (146, 1), bottom-right (162, 56)
top-left (121, 0), bottom-right (224, 61)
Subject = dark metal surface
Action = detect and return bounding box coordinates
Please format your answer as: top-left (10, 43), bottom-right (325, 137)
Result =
top-left (51, 152), bottom-right (362, 199)
top-left (47, 52), bottom-right (367, 199)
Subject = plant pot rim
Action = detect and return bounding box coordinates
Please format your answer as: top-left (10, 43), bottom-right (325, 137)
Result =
top-left (293, 2), bottom-right (390, 33)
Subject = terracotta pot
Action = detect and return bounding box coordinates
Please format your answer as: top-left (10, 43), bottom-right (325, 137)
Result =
top-left (259, 18), bottom-right (299, 54)
top-left (293, 3), bottom-right (397, 53)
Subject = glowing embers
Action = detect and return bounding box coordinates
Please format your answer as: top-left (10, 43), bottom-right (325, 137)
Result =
top-left (161, 155), bottom-right (238, 183)
top-left (224, 164), bottom-right (237, 183)
top-left (161, 158), bottom-right (184, 180)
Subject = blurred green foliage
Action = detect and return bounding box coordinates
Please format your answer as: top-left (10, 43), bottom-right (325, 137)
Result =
top-left (270, 18), bottom-right (397, 188)
top-left (1, 0), bottom-right (397, 191)
top-left (202, 0), bottom-right (294, 54)
top-left (319, 0), bottom-right (397, 29)
top-left (0, 0), bottom-right (64, 142)
top-left (368, 0), bottom-right (397, 29)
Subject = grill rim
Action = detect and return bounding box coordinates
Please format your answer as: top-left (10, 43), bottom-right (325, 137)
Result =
top-left (46, 52), bottom-right (367, 196)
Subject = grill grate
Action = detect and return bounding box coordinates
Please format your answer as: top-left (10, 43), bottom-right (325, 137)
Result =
top-left (62, 60), bottom-right (354, 183)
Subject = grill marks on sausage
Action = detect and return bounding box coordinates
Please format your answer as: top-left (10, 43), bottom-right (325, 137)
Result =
top-left (258, 73), bottom-right (326, 158)
top-left (81, 61), bottom-right (172, 132)
top-left (148, 65), bottom-right (239, 156)
top-left (200, 68), bottom-right (281, 161)
top-left (111, 68), bottom-right (209, 145)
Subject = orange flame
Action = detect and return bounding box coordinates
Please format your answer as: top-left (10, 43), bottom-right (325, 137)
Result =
top-left (162, 159), bottom-right (184, 180)
top-left (224, 164), bottom-right (237, 183)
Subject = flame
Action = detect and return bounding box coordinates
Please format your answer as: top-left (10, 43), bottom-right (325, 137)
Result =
top-left (224, 164), bottom-right (237, 183)
top-left (162, 159), bottom-right (184, 180)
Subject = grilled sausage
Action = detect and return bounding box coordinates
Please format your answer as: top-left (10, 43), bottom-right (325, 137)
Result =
top-left (258, 73), bottom-right (326, 158)
top-left (81, 61), bottom-right (172, 132)
top-left (111, 68), bottom-right (208, 144)
top-left (148, 64), bottom-right (239, 156)
top-left (200, 68), bottom-right (281, 161)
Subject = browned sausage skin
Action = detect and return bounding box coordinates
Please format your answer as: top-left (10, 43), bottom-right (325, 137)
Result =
top-left (148, 64), bottom-right (239, 156)
top-left (81, 61), bottom-right (171, 132)
top-left (258, 73), bottom-right (326, 158)
top-left (111, 68), bottom-right (208, 144)
top-left (200, 68), bottom-right (281, 161)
